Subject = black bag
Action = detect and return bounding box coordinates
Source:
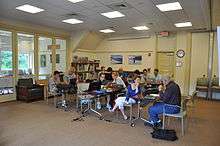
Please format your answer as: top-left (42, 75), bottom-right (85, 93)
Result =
top-left (151, 129), bottom-right (178, 141)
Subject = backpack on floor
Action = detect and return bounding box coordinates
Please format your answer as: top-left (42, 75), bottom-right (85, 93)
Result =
top-left (151, 129), bottom-right (178, 141)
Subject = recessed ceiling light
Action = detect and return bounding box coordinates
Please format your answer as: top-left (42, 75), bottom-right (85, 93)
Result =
top-left (156, 2), bottom-right (182, 12)
top-left (16, 4), bottom-right (44, 14)
top-left (101, 11), bottom-right (125, 19)
top-left (62, 18), bottom-right (83, 24)
top-left (175, 22), bottom-right (192, 27)
top-left (67, 0), bottom-right (84, 3)
top-left (99, 29), bottom-right (115, 33)
top-left (132, 26), bottom-right (149, 31)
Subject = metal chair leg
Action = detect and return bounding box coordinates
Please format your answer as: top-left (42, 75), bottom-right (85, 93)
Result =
top-left (129, 105), bottom-right (132, 121)
top-left (181, 117), bottom-right (184, 136)
top-left (162, 114), bottom-right (165, 129)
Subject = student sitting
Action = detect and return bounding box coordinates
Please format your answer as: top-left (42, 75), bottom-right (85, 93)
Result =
top-left (49, 71), bottom-right (61, 95)
top-left (151, 69), bottom-right (162, 83)
top-left (110, 76), bottom-right (142, 120)
top-left (145, 75), bottom-right (181, 127)
top-left (106, 72), bottom-right (126, 109)
top-left (141, 69), bottom-right (151, 83)
top-left (98, 66), bottom-right (105, 78)
top-left (112, 72), bottom-right (126, 88)
top-left (98, 73), bottom-right (108, 86)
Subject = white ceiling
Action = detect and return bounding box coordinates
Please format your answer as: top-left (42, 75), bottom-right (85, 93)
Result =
top-left (0, 0), bottom-right (218, 36)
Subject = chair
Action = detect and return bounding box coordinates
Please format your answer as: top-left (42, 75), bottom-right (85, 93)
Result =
top-left (196, 77), bottom-right (208, 98)
top-left (76, 83), bottom-right (93, 111)
top-left (116, 93), bottom-right (133, 121)
top-left (16, 78), bottom-right (44, 102)
top-left (36, 79), bottom-right (49, 103)
top-left (211, 77), bottom-right (220, 99)
top-left (162, 98), bottom-right (190, 136)
top-left (185, 91), bottom-right (198, 107)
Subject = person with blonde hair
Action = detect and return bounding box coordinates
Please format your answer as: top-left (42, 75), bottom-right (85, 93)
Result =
top-left (112, 72), bottom-right (126, 88)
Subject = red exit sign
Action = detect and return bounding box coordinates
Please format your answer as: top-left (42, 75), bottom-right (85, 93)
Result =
top-left (159, 31), bottom-right (169, 37)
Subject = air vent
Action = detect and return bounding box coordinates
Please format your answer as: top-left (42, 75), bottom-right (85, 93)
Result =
top-left (107, 2), bottom-right (133, 10)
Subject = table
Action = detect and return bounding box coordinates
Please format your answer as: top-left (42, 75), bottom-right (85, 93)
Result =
top-left (130, 94), bottom-right (159, 127)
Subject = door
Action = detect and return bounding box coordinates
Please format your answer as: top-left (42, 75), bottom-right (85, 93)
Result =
top-left (157, 52), bottom-right (175, 77)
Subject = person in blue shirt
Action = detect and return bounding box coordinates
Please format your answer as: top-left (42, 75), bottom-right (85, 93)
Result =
top-left (145, 75), bottom-right (181, 127)
top-left (110, 76), bottom-right (142, 120)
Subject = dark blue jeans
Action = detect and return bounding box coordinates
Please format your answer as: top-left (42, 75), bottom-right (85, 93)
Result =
top-left (148, 102), bottom-right (180, 123)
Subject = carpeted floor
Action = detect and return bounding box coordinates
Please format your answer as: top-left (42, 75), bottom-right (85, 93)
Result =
top-left (0, 99), bottom-right (220, 146)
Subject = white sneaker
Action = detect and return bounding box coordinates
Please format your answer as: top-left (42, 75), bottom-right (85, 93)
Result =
top-left (106, 104), bottom-right (111, 109)
top-left (123, 115), bottom-right (128, 120)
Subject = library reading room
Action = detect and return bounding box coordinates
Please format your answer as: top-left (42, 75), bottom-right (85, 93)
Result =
top-left (0, 0), bottom-right (220, 146)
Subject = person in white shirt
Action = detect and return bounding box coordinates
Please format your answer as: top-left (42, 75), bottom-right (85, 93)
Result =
top-left (112, 72), bottom-right (126, 88)
top-left (141, 69), bottom-right (151, 83)
top-left (151, 69), bottom-right (162, 83)
top-left (49, 71), bottom-right (61, 95)
top-left (106, 72), bottom-right (126, 110)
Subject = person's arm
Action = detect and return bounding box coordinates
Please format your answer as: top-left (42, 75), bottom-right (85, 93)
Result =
top-left (159, 86), bottom-right (172, 103)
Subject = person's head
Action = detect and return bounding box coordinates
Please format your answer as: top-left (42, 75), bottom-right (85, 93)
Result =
top-left (53, 71), bottom-right (60, 79)
top-left (133, 76), bottom-right (141, 86)
top-left (162, 75), bottom-right (171, 86)
top-left (101, 66), bottom-right (105, 71)
top-left (99, 73), bottom-right (105, 81)
top-left (147, 68), bottom-right (151, 73)
top-left (154, 69), bottom-right (159, 76)
top-left (106, 67), bottom-right (113, 72)
top-left (112, 72), bottom-right (118, 80)
top-left (134, 70), bottom-right (140, 75)
top-left (71, 62), bottom-right (75, 67)
top-left (118, 67), bottom-right (123, 73)
top-left (143, 69), bottom-right (148, 75)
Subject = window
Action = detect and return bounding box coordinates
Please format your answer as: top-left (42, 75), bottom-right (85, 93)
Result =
top-left (56, 39), bottom-right (66, 72)
top-left (39, 37), bottom-right (52, 79)
top-left (0, 30), bottom-right (14, 95)
top-left (17, 33), bottom-right (34, 77)
top-left (0, 30), bottom-right (13, 75)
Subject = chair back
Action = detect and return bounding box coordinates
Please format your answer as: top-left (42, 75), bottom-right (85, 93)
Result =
top-left (17, 78), bottom-right (33, 86)
top-left (36, 79), bottom-right (48, 85)
top-left (212, 77), bottom-right (219, 86)
top-left (77, 83), bottom-right (90, 93)
top-left (196, 77), bottom-right (208, 86)
top-left (181, 98), bottom-right (190, 112)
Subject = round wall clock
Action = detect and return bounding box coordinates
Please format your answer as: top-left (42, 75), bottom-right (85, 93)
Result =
top-left (176, 49), bottom-right (185, 58)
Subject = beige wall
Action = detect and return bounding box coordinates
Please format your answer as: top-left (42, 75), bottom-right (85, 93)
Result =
top-left (70, 31), bottom-right (219, 95)
top-left (189, 33), bottom-right (210, 94)
top-left (95, 36), bottom-right (157, 71)
top-left (213, 32), bottom-right (219, 76)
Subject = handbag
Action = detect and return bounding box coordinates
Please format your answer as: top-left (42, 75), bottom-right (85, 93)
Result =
top-left (151, 129), bottom-right (178, 141)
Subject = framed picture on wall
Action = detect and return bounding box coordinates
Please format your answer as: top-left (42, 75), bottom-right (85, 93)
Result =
top-left (128, 55), bottom-right (142, 64)
top-left (56, 54), bottom-right (60, 63)
top-left (50, 54), bottom-right (60, 63)
top-left (40, 54), bottom-right (46, 67)
top-left (110, 55), bottom-right (123, 64)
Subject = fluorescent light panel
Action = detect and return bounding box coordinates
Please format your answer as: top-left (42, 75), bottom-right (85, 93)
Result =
top-left (16, 4), bottom-right (44, 14)
top-left (101, 11), bottom-right (125, 18)
top-left (175, 22), bottom-right (192, 27)
top-left (67, 0), bottom-right (84, 3)
top-left (99, 29), bottom-right (115, 33)
top-left (62, 18), bottom-right (83, 24)
top-left (132, 26), bottom-right (149, 30)
top-left (156, 2), bottom-right (182, 12)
